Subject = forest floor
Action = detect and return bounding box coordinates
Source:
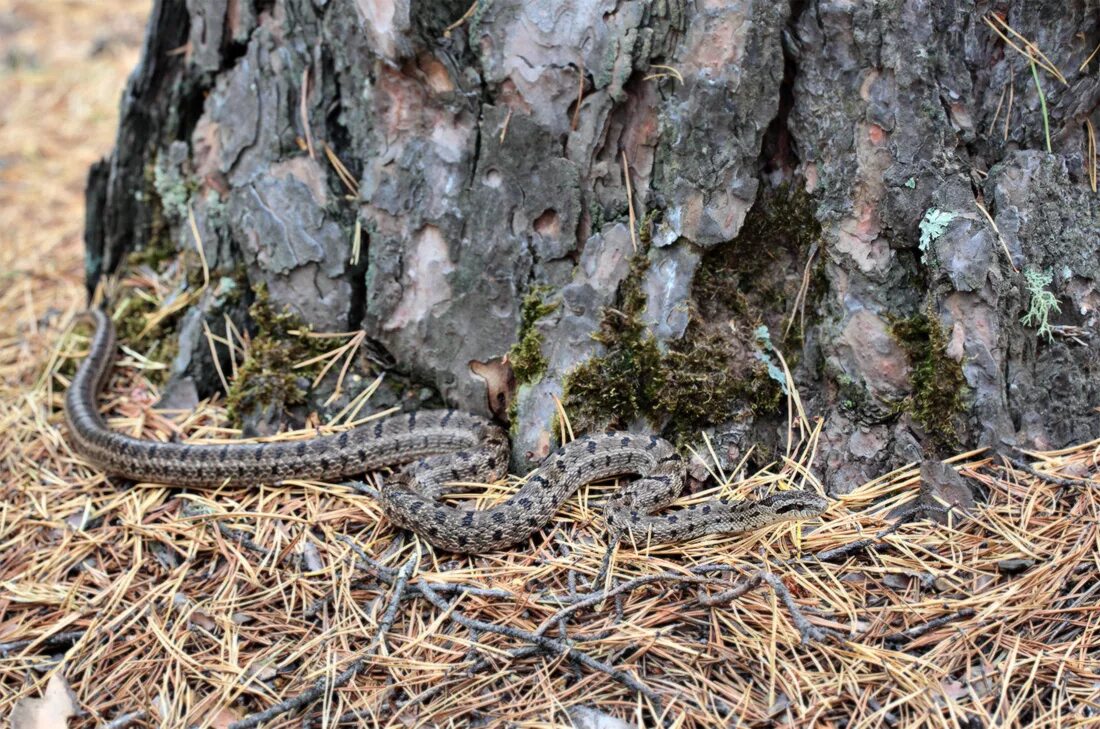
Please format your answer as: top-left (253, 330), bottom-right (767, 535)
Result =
top-left (2, 2), bottom-right (1099, 728)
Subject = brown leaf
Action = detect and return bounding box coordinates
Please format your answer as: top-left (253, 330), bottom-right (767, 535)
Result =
top-left (209, 706), bottom-right (242, 729)
top-left (937, 680), bottom-right (969, 703)
top-left (245, 660), bottom-right (278, 681)
top-left (469, 356), bottom-right (515, 422)
top-left (189, 609), bottom-right (218, 631)
top-left (10, 674), bottom-right (79, 729)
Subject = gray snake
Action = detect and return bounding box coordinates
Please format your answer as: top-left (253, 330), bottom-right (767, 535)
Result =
top-left (63, 309), bottom-right (828, 553)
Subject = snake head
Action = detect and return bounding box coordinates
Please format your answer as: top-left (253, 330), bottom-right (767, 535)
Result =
top-left (759, 490), bottom-right (829, 520)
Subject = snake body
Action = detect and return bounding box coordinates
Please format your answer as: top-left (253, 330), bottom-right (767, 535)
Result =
top-left (64, 310), bottom-right (827, 553)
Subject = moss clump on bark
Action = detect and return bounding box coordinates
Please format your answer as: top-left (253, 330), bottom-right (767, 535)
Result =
top-left (225, 285), bottom-right (331, 426)
top-left (102, 290), bottom-right (183, 388)
top-left (562, 255), bottom-right (661, 429)
top-left (102, 283), bottom-right (183, 392)
top-left (694, 184), bottom-right (823, 347)
top-left (508, 285), bottom-right (558, 384)
top-left (562, 255), bottom-right (781, 441)
top-left (891, 308), bottom-right (969, 453)
top-left (563, 188), bottom-right (820, 441)
top-left (659, 330), bottom-right (782, 440)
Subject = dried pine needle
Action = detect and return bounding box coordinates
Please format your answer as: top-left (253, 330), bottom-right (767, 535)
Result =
top-left (2, 3), bottom-right (1099, 728)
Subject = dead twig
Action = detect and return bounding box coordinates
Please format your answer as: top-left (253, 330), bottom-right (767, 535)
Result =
top-left (884, 608), bottom-right (976, 645)
top-left (229, 554), bottom-right (419, 729)
top-left (811, 503), bottom-right (936, 563)
top-left (695, 568), bottom-right (841, 644)
top-left (414, 579), bottom-right (663, 711)
top-left (1000, 451), bottom-right (1097, 489)
top-left (337, 534), bottom-right (516, 600)
top-left (0, 629), bottom-right (88, 657)
top-left (535, 572), bottom-right (727, 633)
top-left (181, 502), bottom-right (274, 559)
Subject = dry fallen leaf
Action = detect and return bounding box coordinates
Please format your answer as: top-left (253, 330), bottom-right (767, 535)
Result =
top-left (469, 355), bottom-right (515, 421)
top-left (10, 673), bottom-right (79, 729)
top-left (209, 706), bottom-right (242, 729)
top-left (189, 609), bottom-right (218, 632)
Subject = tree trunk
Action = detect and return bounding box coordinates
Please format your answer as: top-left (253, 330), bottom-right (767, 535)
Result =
top-left (86, 0), bottom-right (1100, 491)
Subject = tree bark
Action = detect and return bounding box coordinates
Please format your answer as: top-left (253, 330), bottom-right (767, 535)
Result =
top-left (86, 0), bottom-right (1100, 491)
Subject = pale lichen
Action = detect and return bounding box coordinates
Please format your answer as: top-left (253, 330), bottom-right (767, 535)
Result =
top-left (918, 208), bottom-right (957, 265)
top-left (1020, 268), bottom-right (1061, 341)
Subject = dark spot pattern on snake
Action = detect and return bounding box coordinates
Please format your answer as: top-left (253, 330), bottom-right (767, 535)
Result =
top-left (62, 310), bottom-right (828, 555)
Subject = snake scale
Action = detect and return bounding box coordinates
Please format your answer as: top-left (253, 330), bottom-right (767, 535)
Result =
top-left (64, 310), bottom-right (828, 553)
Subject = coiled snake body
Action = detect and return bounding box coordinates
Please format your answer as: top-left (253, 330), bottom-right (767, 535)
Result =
top-left (64, 310), bottom-right (827, 553)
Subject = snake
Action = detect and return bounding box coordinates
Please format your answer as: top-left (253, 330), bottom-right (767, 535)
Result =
top-left (63, 309), bottom-right (828, 553)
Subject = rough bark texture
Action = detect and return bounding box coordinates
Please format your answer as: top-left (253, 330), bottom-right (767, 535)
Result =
top-left (87, 0), bottom-right (1100, 491)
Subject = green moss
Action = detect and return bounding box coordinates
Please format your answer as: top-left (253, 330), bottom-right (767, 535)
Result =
top-left (111, 264), bottom-right (249, 391)
top-left (224, 285), bottom-right (334, 426)
top-left (226, 342), bottom-right (304, 425)
top-left (588, 201), bottom-right (606, 233)
top-left (834, 371), bottom-right (866, 414)
top-left (658, 331), bottom-right (782, 440)
top-left (891, 307), bottom-right (969, 453)
top-left (560, 188), bottom-right (821, 441)
top-left (104, 292), bottom-right (182, 387)
top-left (509, 334), bottom-right (547, 384)
top-left (508, 285), bottom-right (558, 384)
top-left (563, 255), bottom-right (661, 429)
top-left (113, 295), bottom-right (157, 344)
top-left (637, 208), bottom-right (661, 248)
top-left (694, 184), bottom-right (823, 347)
top-left (739, 364), bottom-right (785, 413)
top-left (562, 254), bottom-right (782, 442)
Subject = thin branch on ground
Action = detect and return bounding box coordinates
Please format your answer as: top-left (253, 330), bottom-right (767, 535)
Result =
top-left (884, 608), bottom-right (976, 645)
top-left (0, 629), bottom-right (87, 656)
top-left (182, 503), bottom-right (273, 558)
top-left (535, 572), bottom-right (727, 635)
top-left (228, 553), bottom-right (419, 729)
top-left (337, 534), bottom-right (515, 600)
top-left (1000, 451), bottom-right (1097, 489)
top-left (695, 568), bottom-right (842, 644)
top-left (413, 579), bottom-right (663, 711)
top-left (811, 504), bottom-right (936, 563)
top-left (588, 538), bottom-right (618, 591)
